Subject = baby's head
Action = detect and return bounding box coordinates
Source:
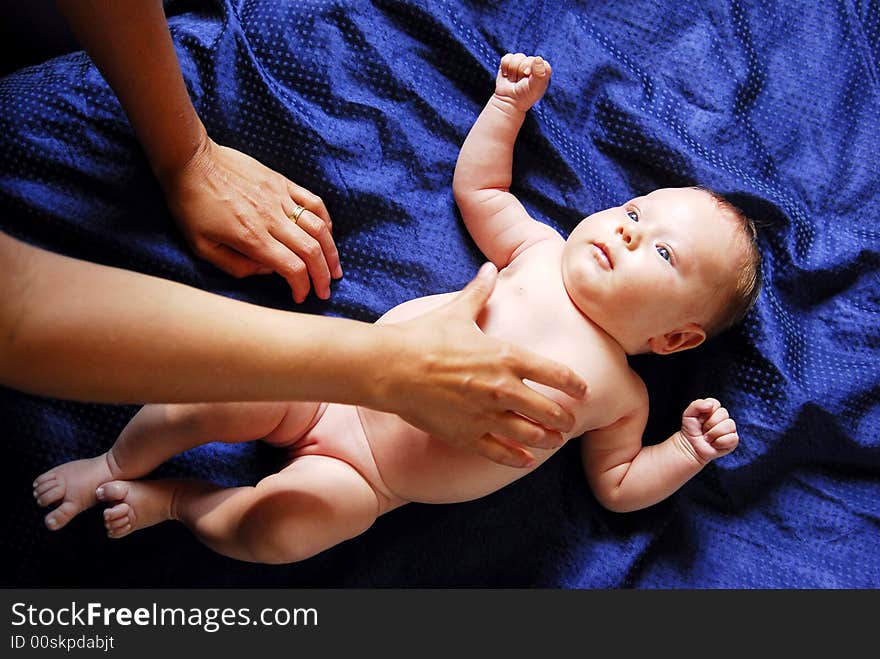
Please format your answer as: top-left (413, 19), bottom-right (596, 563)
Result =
top-left (562, 187), bottom-right (762, 355)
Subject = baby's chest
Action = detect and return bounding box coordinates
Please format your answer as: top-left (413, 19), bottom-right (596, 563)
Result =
top-left (538, 339), bottom-right (626, 438)
top-left (481, 279), bottom-right (625, 436)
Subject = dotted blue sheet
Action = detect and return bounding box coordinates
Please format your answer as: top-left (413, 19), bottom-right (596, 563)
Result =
top-left (1, 0), bottom-right (878, 587)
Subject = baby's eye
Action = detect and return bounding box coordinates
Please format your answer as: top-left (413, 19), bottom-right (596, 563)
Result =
top-left (626, 209), bottom-right (639, 222)
top-left (656, 245), bottom-right (671, 261)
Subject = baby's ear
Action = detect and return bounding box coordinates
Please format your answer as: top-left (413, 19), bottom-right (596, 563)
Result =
top-left (648, 323), bottom-right (706, 355)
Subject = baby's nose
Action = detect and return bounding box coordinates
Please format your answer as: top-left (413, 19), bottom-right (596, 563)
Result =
top-left (616, 225), bottom-right (639, 248)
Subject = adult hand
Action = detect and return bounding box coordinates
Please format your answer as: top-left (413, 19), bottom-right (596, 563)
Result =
top-left (160, 135), bottom-right (343, 303)
top-left (378, 263), bottom-right (588, 467)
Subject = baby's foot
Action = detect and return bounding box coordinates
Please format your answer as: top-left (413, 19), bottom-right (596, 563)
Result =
top-left (33, 456), bottom-right (114, 531)
top-left (96, 480), bottom-right (174, 539)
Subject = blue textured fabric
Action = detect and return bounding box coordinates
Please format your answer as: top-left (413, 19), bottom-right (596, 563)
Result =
top-left (1, 0), bottom-right (878, 588)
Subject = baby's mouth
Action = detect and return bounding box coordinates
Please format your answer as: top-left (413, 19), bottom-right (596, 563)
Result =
top-left (591, 242), bottom-right (613, 270)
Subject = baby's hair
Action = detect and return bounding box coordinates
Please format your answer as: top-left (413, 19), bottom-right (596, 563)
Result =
top-left (693, 186), bottom-right (763, 337)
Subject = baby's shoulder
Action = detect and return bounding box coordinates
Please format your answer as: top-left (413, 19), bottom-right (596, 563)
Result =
top-left (509, 228), bottom-right (565, 263)
top-left (573, 358), bottom-right (648, 434)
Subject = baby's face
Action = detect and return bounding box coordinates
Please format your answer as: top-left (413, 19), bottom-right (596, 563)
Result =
top-left (561, 187), bottom-right (741, 354)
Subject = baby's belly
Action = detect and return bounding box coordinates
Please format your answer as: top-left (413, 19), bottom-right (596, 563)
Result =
top-left (292, 402), bottom-right (544, 508)
top-left (359, 407), bottom-right (551, 504)
top-left (310, 289), bottom-right (572, 507)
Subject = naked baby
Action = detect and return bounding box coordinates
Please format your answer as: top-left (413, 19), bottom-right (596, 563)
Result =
top-left (35, 53), bottom-right (761, 564)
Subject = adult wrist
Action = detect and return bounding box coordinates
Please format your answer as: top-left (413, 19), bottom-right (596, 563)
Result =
top-left (151, 118), bottom-right (211, 193)
top-left (352, 323), bottom-right (425, 416)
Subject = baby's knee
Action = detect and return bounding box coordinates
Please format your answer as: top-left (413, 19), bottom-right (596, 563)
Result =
top-left (245, 534), bottom-right (315, 565)
top-left (242, 514), bottom-right (373, 565)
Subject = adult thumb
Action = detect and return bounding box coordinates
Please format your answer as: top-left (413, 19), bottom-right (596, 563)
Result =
top-left (448, 262), bottom-right (498, 320)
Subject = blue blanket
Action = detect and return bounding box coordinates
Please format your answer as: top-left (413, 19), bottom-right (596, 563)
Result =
top-left (2, 0), bottom-right (878, 588)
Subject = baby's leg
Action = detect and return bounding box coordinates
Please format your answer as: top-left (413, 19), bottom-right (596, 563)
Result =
top-left (97, 455), bottom-right (380, 564)
top-left (34, 401), bottom-right (322, 531)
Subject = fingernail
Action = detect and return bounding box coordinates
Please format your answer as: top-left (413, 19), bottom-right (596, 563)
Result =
top-left (333, 266), bottom-right (343, 278)
top-left (478, 262), bottom-right (496, 276)
top-left (46, 517), bottom-right (57, 529)
top-left (96, 486), bottom-right (104, 498)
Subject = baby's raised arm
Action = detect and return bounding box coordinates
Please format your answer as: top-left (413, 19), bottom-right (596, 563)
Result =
top-left (453, 54), bottom-right (561, 267)
top-left (581, 397), bottom-right (740, 512)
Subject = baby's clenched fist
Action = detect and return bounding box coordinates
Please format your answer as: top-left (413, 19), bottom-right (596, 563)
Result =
top-left (678, 397), bottom-right (739, 464)
top-left (493, 53), bottom-right (552, 112)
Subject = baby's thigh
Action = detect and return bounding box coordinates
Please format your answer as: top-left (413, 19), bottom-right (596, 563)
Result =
top-left (261, 402), bottom-right (326, 447)
top-left (251, 455), bottom-right (380, 560)
top-left (155, 401), bottom-right (323, 447)
top-left (146, 401), bottom-right (292, 441)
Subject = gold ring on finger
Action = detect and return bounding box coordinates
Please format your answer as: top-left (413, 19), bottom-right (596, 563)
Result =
top-left (288, 203), bottom-right (307, 225)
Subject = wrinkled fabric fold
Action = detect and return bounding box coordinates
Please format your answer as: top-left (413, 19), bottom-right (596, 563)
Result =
top-left (1, 0), bottom-right (877, 587)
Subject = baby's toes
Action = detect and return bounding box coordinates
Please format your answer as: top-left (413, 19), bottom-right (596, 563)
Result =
top-left (33, 471), bottom-right (58, 489)
top-left (44, 501), bottom-right (80, 531)
top-left (103, 503), bottom-right (134, 539)
top-left (96, 481), bottom-right (130, 502)
top-left (33, 476), bottom-right (64, 507)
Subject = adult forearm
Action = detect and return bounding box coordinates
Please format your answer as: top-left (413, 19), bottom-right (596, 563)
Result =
top-left (55, 0), bottom-right (206, 181)
top-left (0, 234), bottom-right (380, 405)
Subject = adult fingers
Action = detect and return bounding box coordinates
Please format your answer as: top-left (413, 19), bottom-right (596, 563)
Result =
top-left (502, 344), bottom-right (588, 402)
top-left (216, 224), bottom-right (313, 301)
top-left (474, 433), bottom-right (536, 468)
top-left (258, 240), bottom-right (312, 303)
top-left (288, 181), bottom-right (332, 228)
top-left (282, 201), bottom-right (342, 279)
top-left (444, 262), bottom-right (498, 321)
top-left (271, 213), bottom-right (333, 300)
top-left (487, 412), bottom-right (567, 450)
top-left (194, 241), bottom-right (267, 278)
top-left (485, 375), bottom-right (577, 433)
